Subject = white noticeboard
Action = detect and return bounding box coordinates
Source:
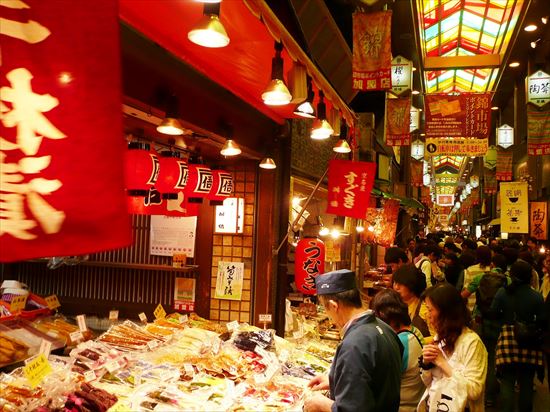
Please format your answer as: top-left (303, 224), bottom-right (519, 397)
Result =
top-left (150, 215), bottom-right (197, 257)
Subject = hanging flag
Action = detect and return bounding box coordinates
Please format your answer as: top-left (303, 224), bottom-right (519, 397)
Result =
top-left (496, 148), bottom-right (513, 181)
top-left (0, 0), bottom-right (130, 262)
top-left (530, 202), bottom-right (548, 240)
top-left (500, 182), bottom-right (529, 234)
top-left (420, 187), bottom-right (431, 203)
top-left (410, 159), bottom-right (423, 187)
top-left (425, 93), bottom-right (491, 138)
top-left (527, 108), bottom-right (550, 155)
top-left (327, 160), bottom-right (376, 219)
top-left (385, 97), bottom-right (411, 146)
top-left (484, 169), bottom-right (497, 194)
top-left (352, 10), bottom-right (392, 91)
top-left (471, 188), bottom-right (480, 206)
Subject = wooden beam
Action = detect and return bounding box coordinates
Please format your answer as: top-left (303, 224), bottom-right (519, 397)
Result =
top-left (424, 54), bottom-right (501, 70)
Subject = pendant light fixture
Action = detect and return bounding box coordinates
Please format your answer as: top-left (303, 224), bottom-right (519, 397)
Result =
top-left (259, 157), bottom-right (276, 169)
top-left (311, 91), bottom-right (333, 140)
top-left (333, 121), bottom-right (351, 153)
top-left (157, 95), bottom-right (186, 136)
top-left (262, 42), bottom-right (292, 106)
top-left (220, 139), bottom-right (241, 156)
top-left (293, 76), bottom-right (316, 118)
top-left (188, 3), bottom-right (230, 48)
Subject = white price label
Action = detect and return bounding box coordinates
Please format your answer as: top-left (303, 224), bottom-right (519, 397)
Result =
top-left (70, 331), bottom-right (84, 343)
top-left (179, 314), bottom-right (188, 323)
top-left (39, 339), bottom-right (52, 357)
top-left (84, 370), bottom-right (96, 382)
top-left (109, 310), bottom-right (119, 321)
top-left (138, 312), bottom-right (147, 323)
top-left (147, 340), bottom-right (158, 350)
top-left (226, 320), bottom-right (239, 331)
top-left (183, 363), bottom-right (194, 376)
top-left (105, 361), bottom-right (119, 373)
top-left (76, 314), bottom-right (87, 332)
top-left (259, 314), bottom-right (272, 323)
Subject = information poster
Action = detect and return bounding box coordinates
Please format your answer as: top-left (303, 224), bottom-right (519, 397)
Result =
top-left (215, 262), bottom-right (244, 301)
top-left (174, 278), bottom-right (196, 311)
top-left (500, 182), bottom-right (529, 233)
top-left (150, 216), bottom-right (197, 257)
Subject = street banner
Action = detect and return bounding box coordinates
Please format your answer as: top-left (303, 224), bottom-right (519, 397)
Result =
top-left (496, 148), bottom-right (513, 181)
top-left (385, 97), bottom-right (411, 146)
top-left (352, 10), bottom-right (392, 91)
top-left (410, 159), bottom-right (423, 187)
top-left (530, 202), bottom-right (548, 240)
top-left (327, 159), bottom-right (376, 219)
top-left (425, 138), bottom-right (488, 157)
top-left (500, 182), bottom-right (529, 234)
top-left (0, 0), bottom-right (130, 262)
top-left (425, 93), bottom-right (491, 138)
top-left (527, 107), bottom-right (550, 155)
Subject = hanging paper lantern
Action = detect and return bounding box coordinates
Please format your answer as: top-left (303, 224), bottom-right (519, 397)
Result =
top-left (423, 173), bottom-right (431, 186)
top-left (185, 164), bottom-right (213, 201)
top-left (156, 151), bottom-right (189, 199)
top-left (125, 142), bottom-right (159, 196)
top-left (208, 170), bottom-right (234, 203)
top-left (295, 237), bottom-right (325, 295)
top-left (470, 175), bottom-right (479, 188)
top-left (497, 124), bottom-right (514, 149)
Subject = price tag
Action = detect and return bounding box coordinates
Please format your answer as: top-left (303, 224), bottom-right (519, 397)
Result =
top-left (109, 310), bottom-right (119, 321)
top-left (76, 314), bottom-right (87, 332)
top-left (279, 349), bottom-right (290, 363)
top-left (105, 361), bottom-right (119, 373)
top-left (44, 295), bottom-right (61, 310)
top-left (138, 312), bottom-right (148, 323)
top-left (259, 314), bottom-right (272, 323)
top-left (83, 370), bottom-right (96, 382)
top-left (153, 304), bottom-right (166, 320)
top-left (147, 340), bottom-right (158, 350)
top-left (132, 373), bottom-right (141, 386)
top-left (39, 339), bottom-right (52, 357)
top-left (179, 314), bottom-right (188, 323)
top-left (183, 363), bottom-right (194, 376)
top-left (10, 295), bottom-right (27, 313)
top-left (23, 354), bottom-right (52, 388)
top-left (70, 331), bottom-right (84, 343)
top-left (292, 330), bottom-right (304, 339)
top-left (226, 320), bottom-right (239, 331)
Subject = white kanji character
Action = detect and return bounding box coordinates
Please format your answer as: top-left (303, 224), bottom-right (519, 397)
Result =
top-left (0, 1), bottom-right (51, 44)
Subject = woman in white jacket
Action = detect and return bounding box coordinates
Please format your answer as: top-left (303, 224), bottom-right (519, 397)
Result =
top-left (418, 283), bottom-right (488, 412)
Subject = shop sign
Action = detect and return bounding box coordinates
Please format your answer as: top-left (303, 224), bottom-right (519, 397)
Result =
top-left (497, 124), bottom-right (514, 149)
top-left (23, 354), bottom-right (52, 389)
top-left (425, 138), bottom-right (488, 157)
top-left (326, 159), bottom-right (376, 219)
top-left (484, 145), bottom-right (497, 169)
top-left (500, 182), bottom-right (529, 233)
top-left (436, 194), bottom-right (454, 207)
top-left (390, 55), bottom-right (413, 96)
top-left (527, 107), bottom-right (550, 155)
top-left (425, 93), bottom-right (491, 138)
top-left (150, 215), bottom-right (197, 257)
top-left (526, 70), bottom-right (550, 108)
top-left (295, 238), bottom-right (325, 294)
top-left (185, 165), bottom-right (213, 199)
top-left (215, 261), bottom-right (244, 301)
top-left (411, 139), bottom-right (424, 160)
top-left (385, 97), bottom-right (411, 146)
top-left (410, 106), bottom-right (420, 132)
top-left (0, 0), bottom-right (131, 262)
top-left (530, 202), bottom-right (548, 240)
top-left (174, 278), bottom-right (196, 311)
top-left (208, 171), bottom-right (234, 202)
top-left (214, 197), bottom-right (244, 234)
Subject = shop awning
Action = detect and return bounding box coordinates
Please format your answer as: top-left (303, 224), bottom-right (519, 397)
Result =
top-left (488, 217), bottom-right (501, 226)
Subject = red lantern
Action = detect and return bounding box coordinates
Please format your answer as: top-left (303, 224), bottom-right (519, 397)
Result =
top-left (156, 151), bottom-right (189, 199)
top-left (295, 237), bottom-right (325, 295)
top-left (185, 164), bottom-right (213, 200)
top-left (208, 170), bottom-right (234, 202)
top-left (124, 142), bottom-right (159, 196)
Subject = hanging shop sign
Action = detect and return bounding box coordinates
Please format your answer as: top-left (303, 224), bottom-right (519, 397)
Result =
top-left (500, 182), bottom-right (529, 234)
top-left (496, 124), bottom-right (514, 149)
top-left (208, 170), bottom-right (234, 202)
top-left (424, 138), bottom-right (488, 157)
top-left (0, 0), bottom-right (131, 262)
top-left (530, 202), bottom-right (548, 240)
top-left (361, 199), bottom-right (400, 247)
top-left (149, 215), bottom-right (197, 257)
top-left (526, 70), bottom-right (550, 108)
top-left (385, 97), bottom-right (411, 146)
top-left (484, 169), bottom-right (497, 194)
top-left (352, 10), bottom-right (392, 91)
top-left (411, 160), bottom-right (423, 187)
top-left (425, 93), bottom-right (491, 138)
top-left (185, 164), bottom-right (213, 200)
top-left (295, 238), bottom-right (325, 295)
top-left (527, 107), bottom-right (550, 155)
top-left (326, 159), bottom-right (376, 219)
top-left (496, 148), bottom-right (513, 181)
top-left (411, 139), bottom-right (424, 160)
top-left (436, 194), bottom-right (454, 207)
top-left (174, 278), bottom-right (196, 312)
top-left (390, 55), bottom-right (413, 96)
top-left (484, 145), bottom-right (497, 169)
top-left (214, 197), bottom-right (244, 234)
top-left (155, 152), bottom-right (188, 198)
top-left (214, 261), bottom-right (244, 301)
top-left (410, 106), bottom-right (420, 133)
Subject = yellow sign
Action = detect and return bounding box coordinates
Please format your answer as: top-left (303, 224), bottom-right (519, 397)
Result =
top-left (425, 138), bottom-right (488, 157)
top-left (530, 201), bottom-right (548, 240)
top-left (45, 295), bottom-right (61, 310)
top-left (153, 303), bottom-right (166, 319)
top-left (500, 182), bottom-right (529, 233)
top-left (10, 295), bottom-right (27, 313)
top-left (108, 400), bottom-right (132, 412)
top-left (23, 354), bottom-right (52, 388)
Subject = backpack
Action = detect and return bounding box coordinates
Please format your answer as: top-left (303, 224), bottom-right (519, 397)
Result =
top-left (476, 272), bottom-right (507, 318)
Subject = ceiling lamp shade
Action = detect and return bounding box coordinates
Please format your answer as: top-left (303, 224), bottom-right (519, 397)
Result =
top-left (333, 121), bottom-right (351, 153)
top-left (259, 157), bottom-right (276, 169)
top-left (125, 142), bottom-right (159, 196)
top-left (208, 170), bottom-right (234, 202)
top-left (220, 139), bottom-right (241, 156)
top-left (156, 151), bottom-right (189, 199)
top-left (187, 3), bottom-right (229, 48)
top-left (293, 76), bottom-right (315, 118)
top-left (262, 42), bottom-right (292, 106)
top-left (311, 91), bottom-right (333, 140)
top-left (157, 95), bottom-right (186, 136)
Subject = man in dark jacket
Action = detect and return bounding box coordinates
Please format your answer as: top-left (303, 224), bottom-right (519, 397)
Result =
top-left (304, 269), bottom-right (402, 412)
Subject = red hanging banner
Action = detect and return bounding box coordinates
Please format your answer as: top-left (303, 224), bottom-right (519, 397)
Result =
top-left (484, 169), bottom-right (498, 194)
top-left (496, 148), bottom-right (513, 181)
top-left (527, 107), bottom-right (550, 155)
top-left (410, 159), bottom-right (423, 187)
top-left (295, 238), bottom-right (325, 295)
top-left (385, 97), bottom-right (411, 146)
top-left (326, 160), bottom-right (376, 219)
top-left (0, 0), bottom-right (130, 262)
top-left (352, 11), bottom-right (392, 91)
top-left (425, 93), bottom-right (491, 138)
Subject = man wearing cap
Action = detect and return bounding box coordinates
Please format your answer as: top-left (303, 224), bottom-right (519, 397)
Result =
top-left (303, 269), bottom-right (402, 412)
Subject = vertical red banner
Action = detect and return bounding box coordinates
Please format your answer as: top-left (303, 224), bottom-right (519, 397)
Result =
top-left (386, 97), bottom-right (411, 146)
top-left (410, 160), bottom-right (423, 187)
top-left (295, 238), bottom-right (325, 295)
top-left (496, 149), bottom-right (513, 181)
top-left (527, 108), bottom-right (550, 155)
top-left (0, 1), bottom-right (131, 262)
top-left (352, 11), bottom-right (392, 91)
top-left (484, 169), bottom-right (498, 194)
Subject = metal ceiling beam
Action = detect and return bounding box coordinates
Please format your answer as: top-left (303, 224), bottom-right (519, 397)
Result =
top-left (424, 54), bottom-right (502, 70)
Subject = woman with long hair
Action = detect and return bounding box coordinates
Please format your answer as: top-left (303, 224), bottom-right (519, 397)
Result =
top-left (419, 283), bottom-right (487, 412)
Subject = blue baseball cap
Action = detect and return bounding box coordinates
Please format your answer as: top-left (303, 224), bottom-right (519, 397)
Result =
top-left (315, 269), bottom-right (357, 295)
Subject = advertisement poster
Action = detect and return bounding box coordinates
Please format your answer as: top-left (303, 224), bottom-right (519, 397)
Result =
top-left (425, 93), bottom-right (491, 138)
top-left (385, 97), bottom-right (411, 146)
top-left (150, 216), bottom-right (197, 257)
top-left (174, 278), bottom-right (195, 311)
top-left (425, 138), bottom-right (488, 157)
top-left (215, 261), bottom-right (244, 301)
top-left (530, 202), bottom-right (548, 240)
top-left (500, 182), bottom-right (529, 233)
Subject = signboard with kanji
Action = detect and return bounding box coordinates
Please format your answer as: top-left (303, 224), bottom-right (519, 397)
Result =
top-left (497, 124), bottom-right (514, 149)
top-left (500, 182), bottom-right (529, 233)
top-left (390, 55), bottom-right (413, 96)
top-left (526, 70), bottom-right (550, 108)
top-left (214, 261), bottom-right (244, 301)
top-left (530, 202), bottom-right (548, 240)
top-left (425, 138), bottom-right (488, 157)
